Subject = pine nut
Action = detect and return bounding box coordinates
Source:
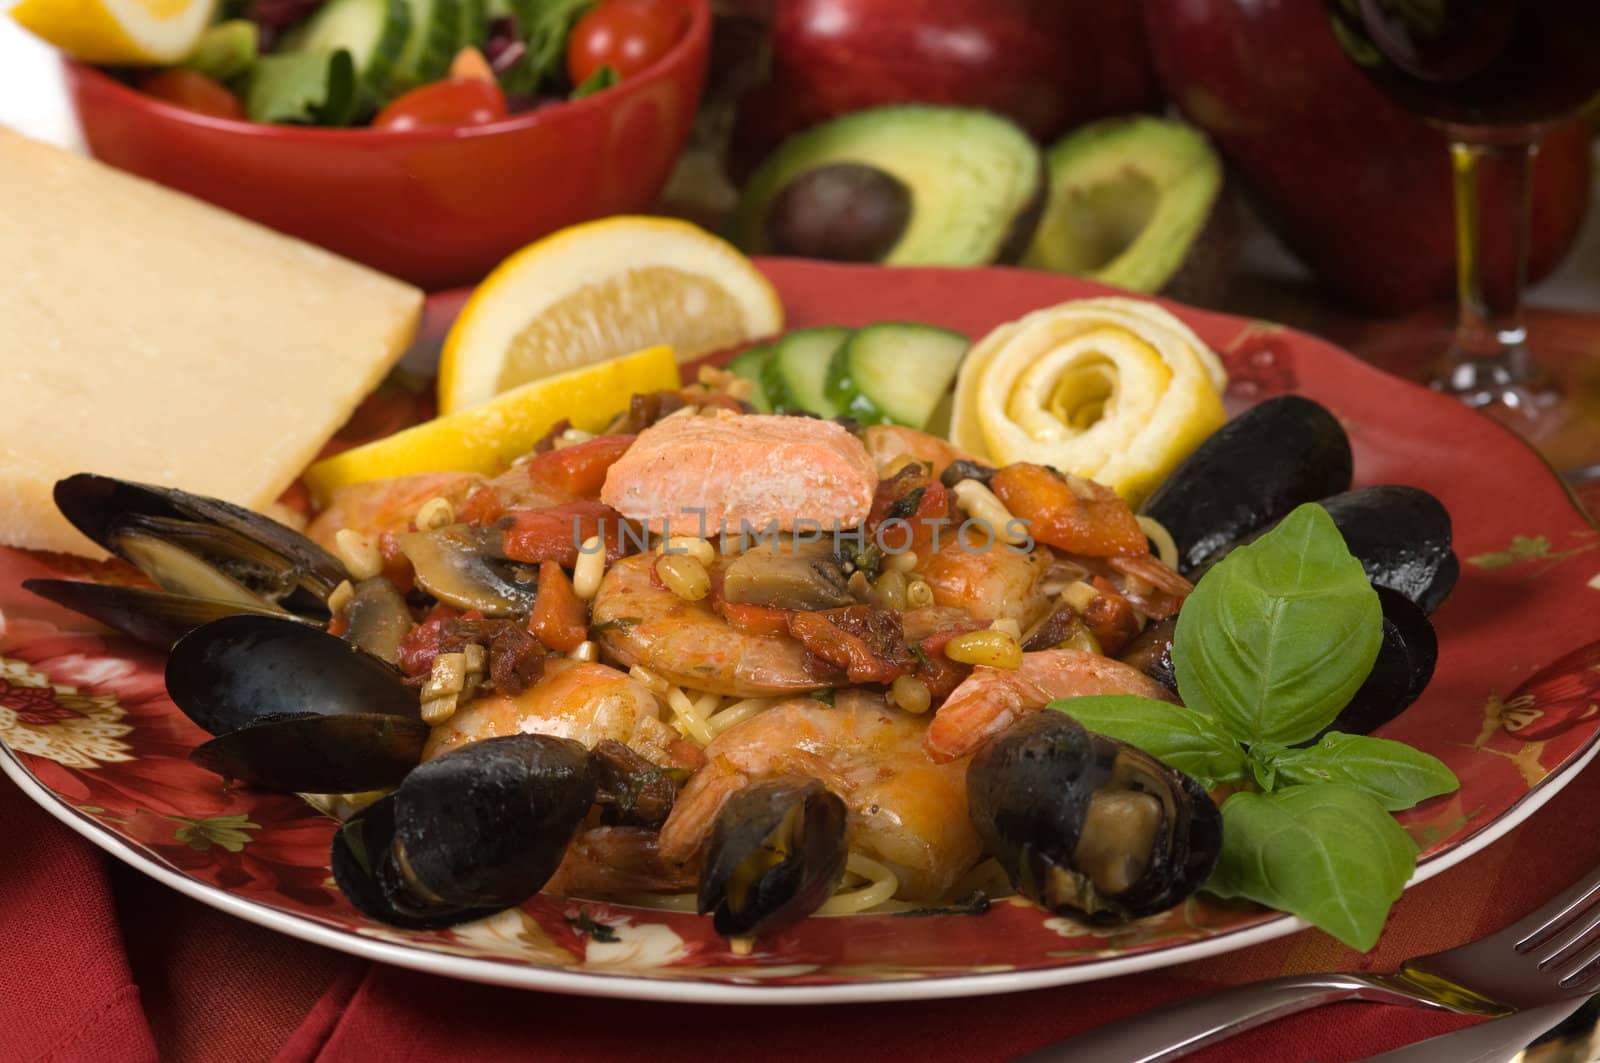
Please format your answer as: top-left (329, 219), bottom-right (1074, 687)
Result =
top-left (885, 550), bottom-right (919, 573)
top-left (1061, 580), bottom-right (1098, 613)
top-left (906, 579), bottom-right (934, 609)
top-left (415, 496), bottom-right (454, 531)
top-left (945, 629), bottom-right (1023, 669)
top-left (334, 529), bottom-right (383, 581)
top-left (873, 569), bottom-right (908, 610)
top-left (658, 554), bottom-right (710, 601)
top-left (568, 640), bottom-right (598, 662)
top-left (573, 536), bottom-right (606, 600)
top-left (326, 579), bottom-right (354, 616)
top-left (889, 674), bottom-right (932, 715)
top-left (951, 480), bottom-right (1028, 546)
top-left (657, 536), bottom-right (715, 567)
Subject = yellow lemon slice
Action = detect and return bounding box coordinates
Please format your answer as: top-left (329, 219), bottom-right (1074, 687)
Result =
top-left (11, 0), bottom-right (215, 64)
top-left (951, 297), bottom-right (1227, 505)
top-left (304, 344), bottom-right (679, 504)
top-left (438, 216), bottom-right (783, 414)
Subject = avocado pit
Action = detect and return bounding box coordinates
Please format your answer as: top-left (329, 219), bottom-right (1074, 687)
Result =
top-left (765, 163), bottom-right (912, 263)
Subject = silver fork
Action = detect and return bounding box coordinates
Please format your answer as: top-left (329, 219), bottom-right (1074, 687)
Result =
top-left (1017, 859), bottom-right (1600, 1063)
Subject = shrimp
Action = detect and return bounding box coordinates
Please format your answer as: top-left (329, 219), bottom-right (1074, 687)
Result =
top-left (659, 692), bottom-right (982, 902)
top-left (306, 471), bottom-right (481, 548)
top-left (914, 538), bottom-right (1054, 626)
top-left (422, 658), bottom-right (682, 766)
top-left (861, 424), bottom-right (977, 479)
top-left (591, 553), bottom-right (838, 697)
top-left (924, 648), bottom-right (1173, 763)
top-left (601, 410), bottom-right (878, 537)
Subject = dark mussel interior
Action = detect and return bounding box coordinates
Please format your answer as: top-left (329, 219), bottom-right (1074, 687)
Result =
top-left (967, 712), bottom-right (1221, 921)
top-left (166, 614), bottom-right (425, 792)
top-left (331, 734), bottom-right (598, 928)
top-left (698, 777), bottom-right (848, 938)
top-left (1139, 395), bottom-right (1354, 575)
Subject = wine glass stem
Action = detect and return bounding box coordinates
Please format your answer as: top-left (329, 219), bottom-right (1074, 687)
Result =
top-left (1444, 138), bottom-right (1541, 403)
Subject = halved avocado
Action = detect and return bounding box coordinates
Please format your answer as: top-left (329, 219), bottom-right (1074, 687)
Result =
top-left (1023, 117), bottom-right (1223, 294)
top-left (730, 105), bottom-right (1045, 267)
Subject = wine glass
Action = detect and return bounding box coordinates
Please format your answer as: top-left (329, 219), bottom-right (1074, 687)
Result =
top-left (1323, 1), bottom-right (1600, 449)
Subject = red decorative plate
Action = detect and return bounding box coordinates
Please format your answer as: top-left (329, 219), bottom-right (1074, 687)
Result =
top-left (2, 262), bottom-right (1597, 1003)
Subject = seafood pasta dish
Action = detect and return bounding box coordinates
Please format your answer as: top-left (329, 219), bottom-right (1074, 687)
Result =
top-left (27, 363), bottom-right (1456, 943)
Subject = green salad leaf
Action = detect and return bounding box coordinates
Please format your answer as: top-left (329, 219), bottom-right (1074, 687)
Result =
top-left (570, 64), bottom-right (618, 99)
top-left (183, 19), bottom-right (259, 82)
top-left (1049, 695), bottom-right (1248, 790)
top-left (499, 0), bottom-right (598, 96)
top-left (1174, 504), bottom-right (1383, 746)
top-left (1255, 732), bottom-right (1459, 811)
top-left (247, 49), bottom-right (358, 126)
top-left (1206, 784), bottom-right (1417, 951)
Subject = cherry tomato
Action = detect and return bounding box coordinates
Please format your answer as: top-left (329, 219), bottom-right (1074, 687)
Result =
top-left (373, 78), bottom-right (508, 132)
top-left (141, 69), bottom-right (245, 120)
top-left (566, 0), bottom-right (687, 87)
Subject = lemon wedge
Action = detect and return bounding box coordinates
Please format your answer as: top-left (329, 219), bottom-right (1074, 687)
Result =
top-left (11, 0), bottom-right (215, 64)
top-left (951, 297), bottom-right (1227, 506)
top-left (304, 344), bottom-right (679, 504)
top-left (438, 216), bottom-right (784, 414)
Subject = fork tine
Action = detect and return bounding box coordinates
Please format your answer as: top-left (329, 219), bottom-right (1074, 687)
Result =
top-left (1554, 933), bottom-right (1600, 988)
top-left (1534, 900), bottom-right (1600, 968)
top-left (1515, 863), bottom-right (1600, 952)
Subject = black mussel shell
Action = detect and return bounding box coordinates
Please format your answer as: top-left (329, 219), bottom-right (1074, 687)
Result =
top-left (54, 474), bottom-right (345, 607)
top-left (1318, 486), bottom-right (1456, 614)
top-left (166, 614), bottom-right (421, 737)
top-left (1117, 616), bottom-right (1178, 698)
top-left (967, 712), bottom-right (1220, 921)
top-left (1140, 396), bottom-right (1353, 575)
top-left (1309, 587), bottom-right (1438, 741)
top-left (22, 579), bottom-right (294, 649)
top-left (330, 794), bottom-right (498, 930)
top-left (390, 734), bottom-right (597, 910)
top-left (191, 713), bottom-right (429, 792)
top-left (698, 777), bottom-right (848, 938)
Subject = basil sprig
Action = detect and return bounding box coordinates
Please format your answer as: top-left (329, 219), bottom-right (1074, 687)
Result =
top-left (1049, 504), bottom-right (1459, 951)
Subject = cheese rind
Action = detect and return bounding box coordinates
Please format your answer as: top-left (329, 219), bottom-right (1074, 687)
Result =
top-left (0, 128), bottom-right (423, 556)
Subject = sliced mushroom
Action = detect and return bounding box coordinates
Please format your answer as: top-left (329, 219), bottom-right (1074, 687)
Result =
top-left (397, 525), bottom-right (538, 617)
top-left (342, 577), bottom-right (414, 666)
top-left (722, 549), bottom-right (853, 611)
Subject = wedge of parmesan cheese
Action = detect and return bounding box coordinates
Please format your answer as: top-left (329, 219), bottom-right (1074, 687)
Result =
top-left (0, 128), bottom-right (423, 557)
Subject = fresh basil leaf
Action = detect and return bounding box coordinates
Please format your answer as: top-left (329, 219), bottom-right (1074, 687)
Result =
top-left (247, 49), bottom-right (357, 126)
top-left (570, 64), bottom-right (618, 99)
top-left (1174, 503), bottom-right (1383, 746)
top-left (1258, 732), bottom-right (1459, 811)
top-left (1205, 784), bottom-right (1416, 951)
top-left (1048, 696), bottom-right (1248, 790)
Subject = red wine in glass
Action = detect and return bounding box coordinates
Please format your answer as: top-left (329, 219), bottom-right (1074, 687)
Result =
top-left (1324, 0), bottom-right (1600, 467)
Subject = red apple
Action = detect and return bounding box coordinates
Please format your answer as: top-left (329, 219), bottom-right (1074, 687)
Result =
top-left (1139, 0), bottom-right (1590, 315)
top-left (731, 0), bottom-right (1161, 174)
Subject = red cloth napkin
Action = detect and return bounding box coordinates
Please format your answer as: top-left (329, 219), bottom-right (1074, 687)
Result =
top-left (20, 754), bottom-right (1600, 1063)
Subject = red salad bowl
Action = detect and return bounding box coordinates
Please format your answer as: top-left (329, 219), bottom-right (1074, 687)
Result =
top-left (62, 0), bottom-right (710, 290)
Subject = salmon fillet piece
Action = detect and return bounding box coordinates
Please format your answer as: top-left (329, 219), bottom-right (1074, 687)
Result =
top-left (601, 411), bottom-right (878, 536)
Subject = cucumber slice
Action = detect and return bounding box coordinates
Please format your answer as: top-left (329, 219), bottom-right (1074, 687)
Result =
top-left (390, 0), bottom-right (458, 92)
top-left (727, 345), bottom-right (775, 413)
top-left (825, 322), bottom-right (968, 428)
top-left (282, 0), bottom-right (410, 106)
top-left (763, 328), bottom-right (850, 418)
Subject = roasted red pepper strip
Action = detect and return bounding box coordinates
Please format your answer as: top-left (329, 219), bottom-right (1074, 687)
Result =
top-left (503, 500), bottom-right (629, 567)
top-left (529, 562), bottom-right (589, 652)
top-left (377, 529), bottom-right (416, 594)
top-left (866, 465), bottom-right (952, 558)
top-left (396, 603), bottom-right (466, 677)
top-left (1083, 576), bottom-right (1141, 656)
top-left (787, 606), bottom-right (914, 685)
top-left (714, 600), bottom-right (794, 638)
top-left (989, 463), bottom-right (1147, 557)
top-left (521, 434), bottom-right (636, 499)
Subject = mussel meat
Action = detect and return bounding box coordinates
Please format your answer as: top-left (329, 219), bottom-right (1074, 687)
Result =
top-left (166, 614), bottom-right (426, 792)
top-left (1139, 396), bottom-right (1353, 575)
top-left (967, 712), bottom-right (1221, 921)
top-left (331, 734), bottom-right (598, 928)
top-left (698, 777), bottom-right (848, 938)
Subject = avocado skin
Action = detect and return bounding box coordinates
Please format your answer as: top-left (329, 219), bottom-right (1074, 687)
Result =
top-left (731, 105), bottom-right (1045, 268)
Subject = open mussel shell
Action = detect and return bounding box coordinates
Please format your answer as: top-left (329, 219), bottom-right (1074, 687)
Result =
top-left (192, 713), bottom-right (429, 792)
top-left (1309, 586), bottom-right (1439, 742)
top-left (1139, 395), bottom-right (1353, 575)
top-left (698, 777), bottom-right (848, 938)
top-left (166, 614), bottom-right (421, 737)
top-left (54, 473), bottom-right (345, 611)
top-left (1318, 486), bottom-right (1456, 614)
top-left (21, 578), bottom-right (296, 649)
top-left (330, 734), bottom-right (598, 928)
top-left (968, 711), bottom-right (1221, 921)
